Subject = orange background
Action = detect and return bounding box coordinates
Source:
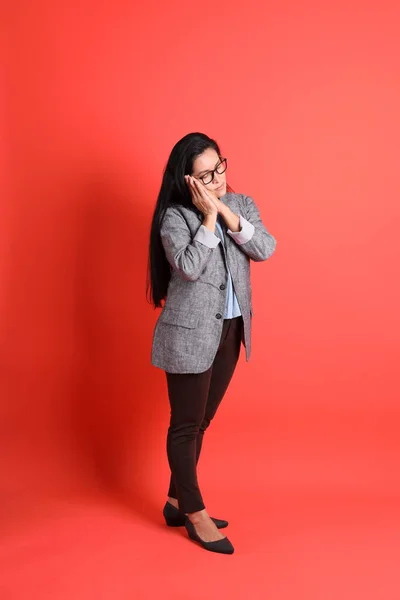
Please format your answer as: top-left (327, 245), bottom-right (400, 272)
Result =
top-left (1, 1), bottom-right (399, 598)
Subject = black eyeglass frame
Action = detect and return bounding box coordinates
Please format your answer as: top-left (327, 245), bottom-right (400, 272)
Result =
top-left (195, 157), bottom-right (228, 185)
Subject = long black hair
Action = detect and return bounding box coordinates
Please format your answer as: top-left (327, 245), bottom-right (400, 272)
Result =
top-left (147, 132), bottom-right (229, 308)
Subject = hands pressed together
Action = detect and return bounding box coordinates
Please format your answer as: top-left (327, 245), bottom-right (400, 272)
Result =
top-left (184, 175), bottom-right (240, 233)
top-left (184, 175), bottom-right (222, 216)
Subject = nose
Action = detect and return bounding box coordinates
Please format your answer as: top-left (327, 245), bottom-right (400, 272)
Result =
top-left (213, 172), bottom-right (221, 185)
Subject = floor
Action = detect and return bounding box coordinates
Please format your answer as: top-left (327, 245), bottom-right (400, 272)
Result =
top-left (1, 404), bottom-right (398, 600)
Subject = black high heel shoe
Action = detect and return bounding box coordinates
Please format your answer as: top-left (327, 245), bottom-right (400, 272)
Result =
top-left (163, 501), bottom-right (228, 529)
top-left (185, 518), bottom-right (234, 554)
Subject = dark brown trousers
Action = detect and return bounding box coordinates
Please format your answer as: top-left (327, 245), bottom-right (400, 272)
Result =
top-left (166, 317), bottom-right (243, 513)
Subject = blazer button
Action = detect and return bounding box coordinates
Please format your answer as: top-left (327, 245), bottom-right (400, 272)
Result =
top-left (219, 284), bottom-right (226, 290)
top-left (216, 313), bottom-right (222, 319)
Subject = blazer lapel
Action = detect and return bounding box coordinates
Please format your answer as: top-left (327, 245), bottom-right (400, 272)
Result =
top-left (221, 192), bottom-right (240, 215)
top-left (220, 193), bottom-right (240, 277)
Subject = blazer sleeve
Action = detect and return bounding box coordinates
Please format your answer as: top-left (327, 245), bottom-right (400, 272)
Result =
top-left (160, 207), bottom-right (221, 281)
top-left (227, 195), bottom-right (277, 262)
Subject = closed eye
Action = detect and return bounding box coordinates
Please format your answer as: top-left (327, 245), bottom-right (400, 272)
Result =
top-left (198, 160), bottom-right (222, 177)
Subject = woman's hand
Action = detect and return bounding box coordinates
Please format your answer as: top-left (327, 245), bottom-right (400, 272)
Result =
top-left (185, 176), bottom-right (218, 216)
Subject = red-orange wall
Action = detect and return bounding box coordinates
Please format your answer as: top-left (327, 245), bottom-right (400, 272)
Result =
top-left (2, 0), bottom-right (400, 526)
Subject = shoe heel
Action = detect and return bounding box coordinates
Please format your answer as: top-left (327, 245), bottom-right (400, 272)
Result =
top-left (164, 516), bottom-right (184, 527)
top-left (163, 502), bottom-right (186, 527)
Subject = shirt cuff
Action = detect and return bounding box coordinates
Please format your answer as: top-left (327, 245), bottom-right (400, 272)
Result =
top-left (227, 215), bottom-right (255, 245)
top-left (194, 225), bottom-right (221, 248)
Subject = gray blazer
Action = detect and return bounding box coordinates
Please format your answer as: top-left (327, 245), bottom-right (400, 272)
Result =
top-left (151, 192), bottom-right (276, 373)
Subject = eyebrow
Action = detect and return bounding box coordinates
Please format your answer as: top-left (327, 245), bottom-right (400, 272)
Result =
top-left (197, 159), bottom-right (221, 176)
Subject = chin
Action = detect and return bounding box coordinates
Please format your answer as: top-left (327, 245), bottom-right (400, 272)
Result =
top-left (216, 185), bottom-right (227, 198)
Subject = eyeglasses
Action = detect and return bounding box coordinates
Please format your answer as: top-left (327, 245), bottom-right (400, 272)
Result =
top-left (195, 157), bottom-right (228, 185)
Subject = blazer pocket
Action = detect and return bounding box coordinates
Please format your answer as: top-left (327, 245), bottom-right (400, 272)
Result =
top-left (159, 308), bottom-right (200, 329)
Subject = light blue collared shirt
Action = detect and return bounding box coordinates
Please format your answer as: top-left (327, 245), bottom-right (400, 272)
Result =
top-left (215, 219), bottom-right (242, 319)
top-left (194, 210), bottom-right (255, 318)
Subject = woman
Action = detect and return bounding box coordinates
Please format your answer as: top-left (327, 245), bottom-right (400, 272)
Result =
top-left (147, 132), bottom-right (276, 554)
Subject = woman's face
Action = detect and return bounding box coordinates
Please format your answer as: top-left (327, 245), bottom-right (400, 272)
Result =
top-left (191, 148), bottom-right (227, 198)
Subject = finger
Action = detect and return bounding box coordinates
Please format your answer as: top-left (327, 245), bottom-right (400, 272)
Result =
top-left (193, 179), bottom-right (214, 206)
top-left (190, 179), bottom-right (206, 204)
top-left (186, 175), bottom-right (196, 192)
top-left (186, 177), bottom-right (199, 199)
top-left (192, 178), bottom-right (209, 199)
top-left (190, 178), bottom-right (211, 208)
top-left (187, 176), bottom-right (197, 190)
top-left (188, 179), bottom-right (204, 207)
top-left (188, 177), bottom-right (200, 197)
